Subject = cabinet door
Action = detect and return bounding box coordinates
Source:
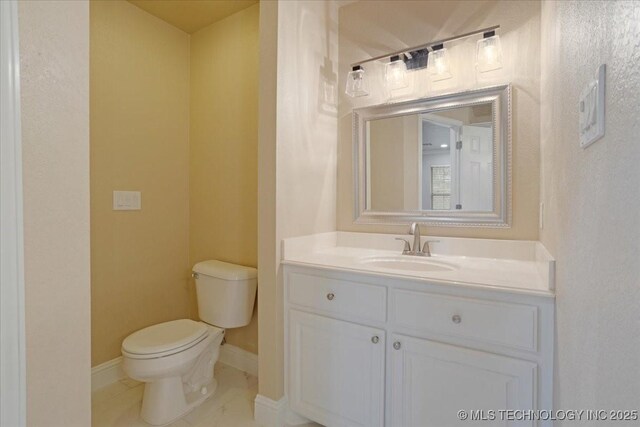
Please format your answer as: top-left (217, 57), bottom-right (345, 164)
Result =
top-left (289, 310), bottom-right (385, 427)
top-left (389, 334), bottom-right (537, 427)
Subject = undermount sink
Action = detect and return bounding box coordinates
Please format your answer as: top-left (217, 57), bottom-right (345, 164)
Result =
top-left (358, 256), bottom-right (456, 273)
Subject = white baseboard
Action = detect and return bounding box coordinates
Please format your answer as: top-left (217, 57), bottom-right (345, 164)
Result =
top-left (219, 343), bottom-right (258, 377)
top-left (91, 356), bottom-right (125, 392)
top-left (254, 394), bottom-right (287, 427)
top-left (254, 395), bottom-right (313, 427)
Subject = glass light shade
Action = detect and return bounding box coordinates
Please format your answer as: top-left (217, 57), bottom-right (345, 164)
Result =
top-left (385, 58), bottom-right (408, 90)
top-left (427, 48), bottom-right (452, 81)
top-left (345, 68), bottom-right (369, 97)
top-left (476, 35), bottom-right (503, 72)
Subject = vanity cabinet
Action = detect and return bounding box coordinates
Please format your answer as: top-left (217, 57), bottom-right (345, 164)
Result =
top-left (389, 334), bottom-right (536, 427)
top-left (285, 265), bottom-right (554, 427)
top-left (288, 309), bottom-right (386, 427)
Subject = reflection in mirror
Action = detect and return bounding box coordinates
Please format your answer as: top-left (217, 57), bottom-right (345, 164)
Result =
top-left (354, 84), bottom-right (511, 227)
top-left (366, 104), bottom-right (494, 212)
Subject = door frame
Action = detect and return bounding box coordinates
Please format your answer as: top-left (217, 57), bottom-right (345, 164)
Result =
top-left (0, 1), bottom-right (27, 425)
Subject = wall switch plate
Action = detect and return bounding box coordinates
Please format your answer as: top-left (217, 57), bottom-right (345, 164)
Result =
top-left (579, 64), bottom-right (606, 149)
top-left (113, 191), bottom-right (141, 210)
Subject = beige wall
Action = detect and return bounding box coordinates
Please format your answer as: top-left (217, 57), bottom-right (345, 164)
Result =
top-left (368, 115), bottom-right (420, 211)
top-left (258, 0), bottom-right (339, 400)
top-left (338, 0), bottom-right (541, 239)
top-left (19, 0), bottom-right (91, 425)
top-left (189, 4), bottom-right (259, 354)
top-left (90, 0), bottom-right (192, 366)
top-left (369, 117), bottom-right (406, 210)
top-left (540, 0), bottom-right (640, 417)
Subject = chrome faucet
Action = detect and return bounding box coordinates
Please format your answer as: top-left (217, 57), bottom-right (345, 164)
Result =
top-left (395, 222), bottom-right (439, 257)
top-left (410, 222), bottom-right (421, 255)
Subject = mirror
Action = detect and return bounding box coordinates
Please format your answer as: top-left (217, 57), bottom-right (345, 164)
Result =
top-left (354, 85), bottom-right (511, 227)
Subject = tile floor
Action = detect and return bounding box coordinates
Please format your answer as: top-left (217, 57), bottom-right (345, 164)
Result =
top-left (92, 363), bottom-right (259, 427)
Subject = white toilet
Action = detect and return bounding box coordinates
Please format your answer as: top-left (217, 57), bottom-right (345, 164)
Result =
top-left (121, 260), bottom-right (257, 426)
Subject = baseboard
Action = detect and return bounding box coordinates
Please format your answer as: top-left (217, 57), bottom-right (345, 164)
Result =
top-left (91, 356), bottom-right (125, 392)
top-left (254, 394), bottom-right (287, 427)
top-left (219, 343), bottom-right (258, 377)
top-left (254, 395), bottom-right (313, 427)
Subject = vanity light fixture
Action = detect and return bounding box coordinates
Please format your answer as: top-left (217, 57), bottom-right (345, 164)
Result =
top-left (345, 65), bottom-right (370, 97)
top-left (405, 49), bottom-right (429, 71)
top-left (476, 30), bottom-right (503, 72)
top-left (385, 55), bottom-right (409, 90)
top-left (348, 25), bottom-right (501, 95)
top-left (440, 144), bottom-right (449, 148)
top-left (427, 44), bottom-right (452, 81)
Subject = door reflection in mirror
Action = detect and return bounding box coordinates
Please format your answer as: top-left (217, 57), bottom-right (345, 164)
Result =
top-left (366, 103), bottom-right (493, 212)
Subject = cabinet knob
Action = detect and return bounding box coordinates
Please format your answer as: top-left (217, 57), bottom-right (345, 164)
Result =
top-left (326, 293), bottom-right (335, 301)
top-left (371, 336), bottom-right (379, 344)
top-left (393, 341), bottom-right (402, 350)
top-left (452, 314), bottom-right (462, 324)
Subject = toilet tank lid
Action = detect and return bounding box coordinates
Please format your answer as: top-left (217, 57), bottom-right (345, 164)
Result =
top-left (193, 260), bottom-right (257, 280)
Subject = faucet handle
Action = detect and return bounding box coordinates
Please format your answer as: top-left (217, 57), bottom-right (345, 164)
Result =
top-left (395, 238), bottom-right (412, 254)
top-left (422, 240), bottom-right (440, 256)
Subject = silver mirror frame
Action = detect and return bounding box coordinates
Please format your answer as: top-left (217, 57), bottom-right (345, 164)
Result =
top-left (353, 84), bottom-right (512, 227)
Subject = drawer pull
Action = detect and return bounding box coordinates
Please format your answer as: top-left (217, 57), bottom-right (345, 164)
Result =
top-left (371, 336), bottom-right (379, 344)
top-left (326, 293), bottom-right (335, 301)
top-left (452, 314), bottom-right (462, 324)
top-left (393, 341), bottom-right (402, 350)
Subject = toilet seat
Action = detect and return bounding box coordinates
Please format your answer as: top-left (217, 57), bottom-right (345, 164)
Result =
top-left (122, 319), bottom-right (220, 359)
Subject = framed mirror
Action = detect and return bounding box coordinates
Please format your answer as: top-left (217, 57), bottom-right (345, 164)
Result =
top-left (353, 85), bottom-right (511, 227)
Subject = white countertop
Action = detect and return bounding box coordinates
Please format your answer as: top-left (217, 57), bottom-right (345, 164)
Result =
top-left (281, 232), bottom-right (555, 297)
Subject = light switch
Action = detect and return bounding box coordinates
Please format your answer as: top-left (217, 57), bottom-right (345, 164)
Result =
top-left (113, 191), bottom-right (141, 210)
top-left (579, 64), bottom-right (605, 149)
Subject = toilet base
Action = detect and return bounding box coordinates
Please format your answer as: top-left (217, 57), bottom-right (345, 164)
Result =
top-left (141, 377), bottom-right (218, 426)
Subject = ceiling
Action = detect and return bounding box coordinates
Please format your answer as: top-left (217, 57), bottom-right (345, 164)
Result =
top-left (128, 0), bottom-right (259, 34)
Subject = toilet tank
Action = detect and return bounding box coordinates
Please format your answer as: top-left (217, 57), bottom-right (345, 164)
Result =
top-left (192, 260), bottom-right (257, 328)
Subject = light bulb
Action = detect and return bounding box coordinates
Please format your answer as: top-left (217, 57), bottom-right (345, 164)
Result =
top-left (345, 66), bottom-right (369, 97)
top-left (476, 33), bottom-right (503, 73)
top-left (484, 45), bottom-right (497, 64)
top-left (427, 46), bottom-right (452, 81)
top-left (385, 55), bottom-right (408, 90)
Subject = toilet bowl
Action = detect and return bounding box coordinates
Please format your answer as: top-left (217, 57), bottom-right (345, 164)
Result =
top-left (121, 260), bottom-right (257, 425)
top-left (122, 319), bottom-right (224, 425)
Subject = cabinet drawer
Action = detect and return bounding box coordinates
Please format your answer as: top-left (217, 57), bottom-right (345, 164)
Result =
top-left (288, 272), bottom-right (386, 323)
top-left (393, 289), bottom-right (538, 352)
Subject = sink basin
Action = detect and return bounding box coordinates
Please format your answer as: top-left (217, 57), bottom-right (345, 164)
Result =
top-left (358, 256), bottom-right (456, 273)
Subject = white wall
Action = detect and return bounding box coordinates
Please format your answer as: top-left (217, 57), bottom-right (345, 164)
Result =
top-left (18, 0), bottom-right (91, 425)
top-left (258, 0), bottom-right (339, 401)
top-left (540, 0), bottom-right (640, 417)
top-left (338, 0), bottom-right (541, 238)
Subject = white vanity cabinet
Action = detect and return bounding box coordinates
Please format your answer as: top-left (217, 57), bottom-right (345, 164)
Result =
top-left (288, 310), bottom-right (386, 427)
top-left (389, 335), bottom-right (537, 427)
top-left (284, 264), bottom-right (555, 427)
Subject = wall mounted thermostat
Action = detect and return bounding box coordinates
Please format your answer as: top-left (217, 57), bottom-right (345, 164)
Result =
top-left (579, 64), bottom-right (606, 149)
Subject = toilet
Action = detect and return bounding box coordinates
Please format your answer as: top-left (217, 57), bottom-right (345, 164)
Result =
top-left (121, 260), bottom-right (257, 426)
